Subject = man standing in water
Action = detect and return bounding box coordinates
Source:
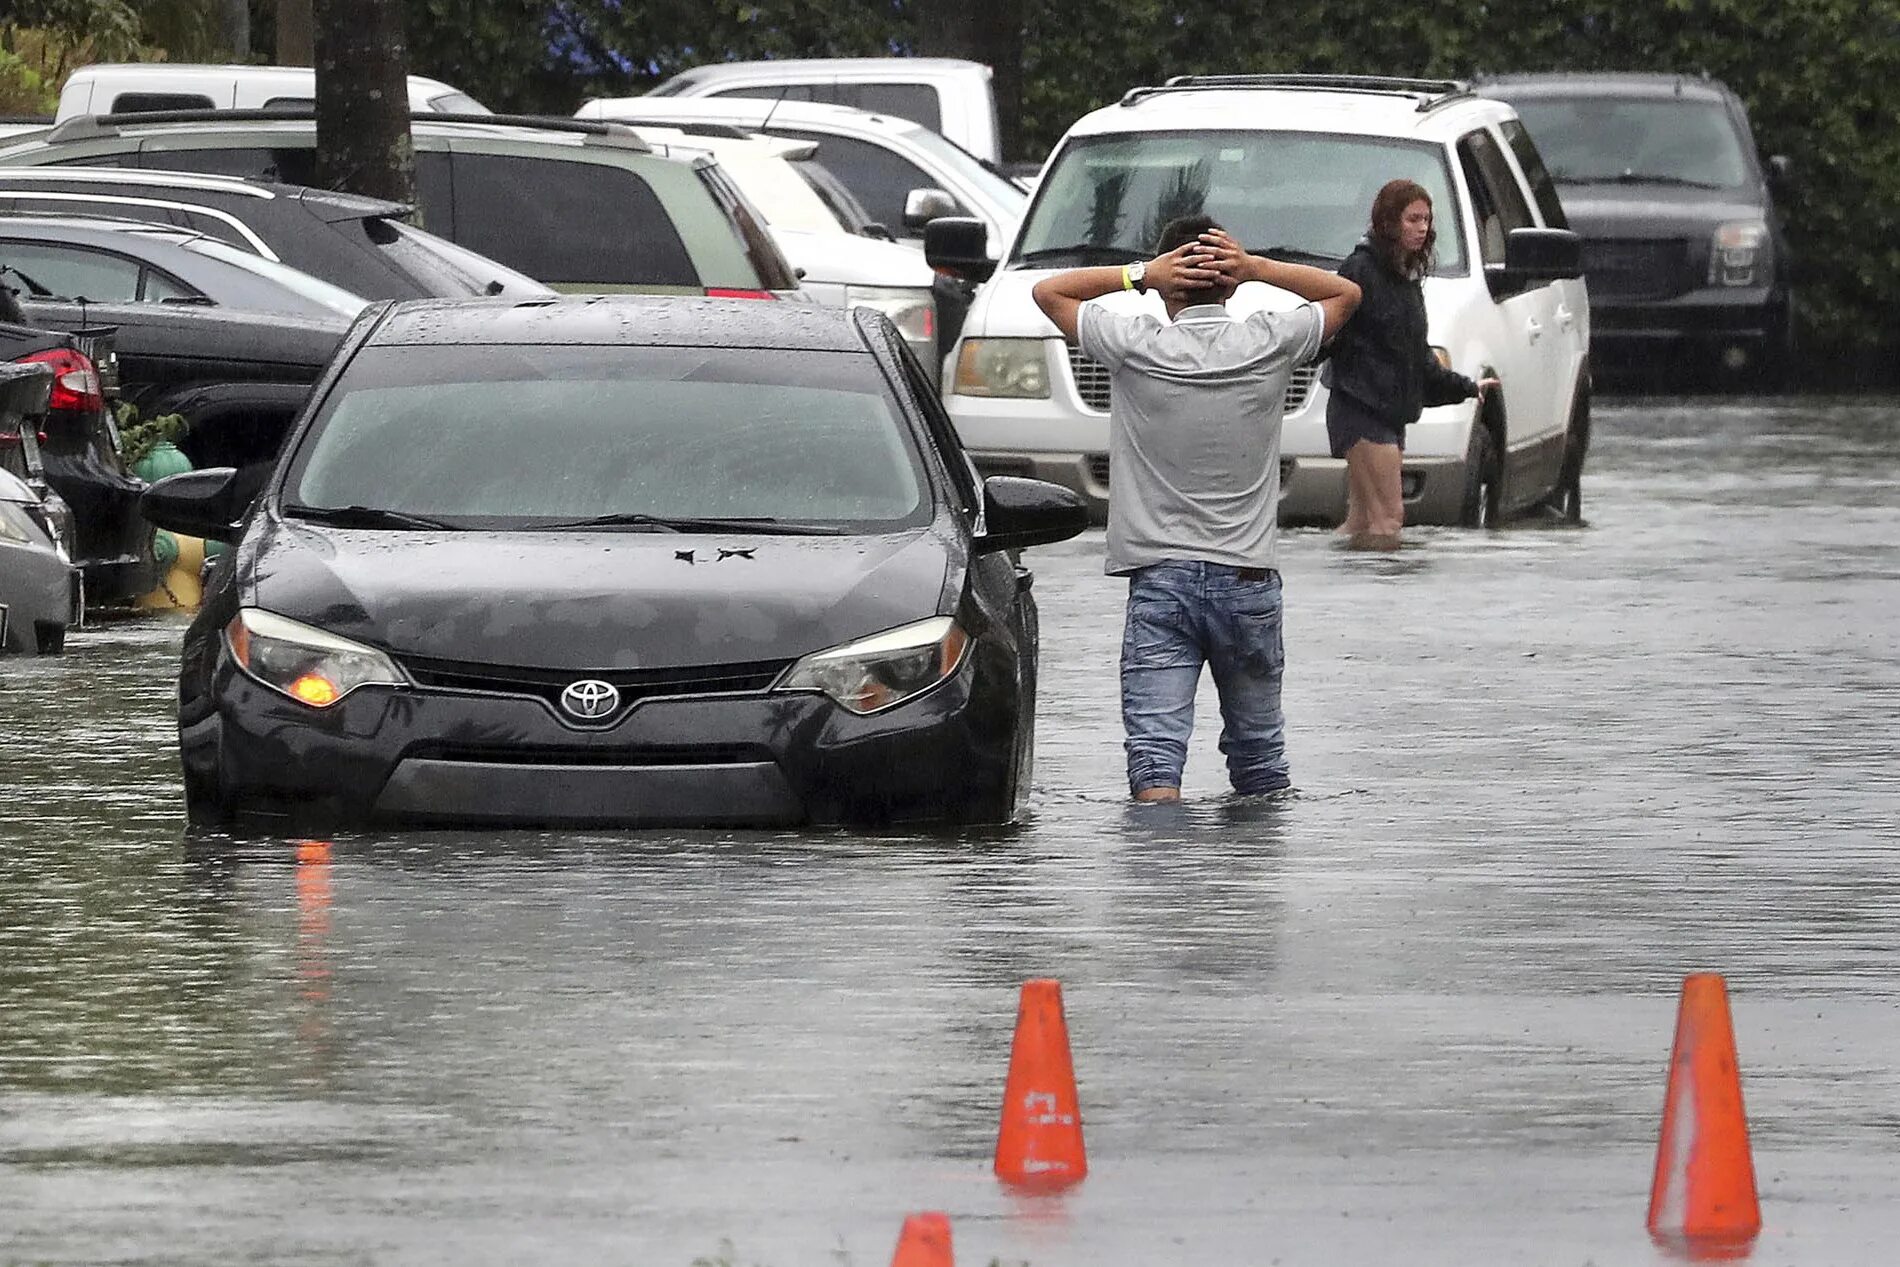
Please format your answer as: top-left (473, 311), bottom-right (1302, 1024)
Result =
top-left (1032, 217), bottom-right (1360, 801)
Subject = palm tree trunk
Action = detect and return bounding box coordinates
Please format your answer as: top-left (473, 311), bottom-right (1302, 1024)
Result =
top-left (312, 0), bottom-right (413, 204)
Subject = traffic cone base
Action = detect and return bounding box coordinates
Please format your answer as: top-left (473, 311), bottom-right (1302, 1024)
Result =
top-left (994, 978), bottom-right (1087, 1190)
top-left (1648, 973), bottom-right (1761, 1243)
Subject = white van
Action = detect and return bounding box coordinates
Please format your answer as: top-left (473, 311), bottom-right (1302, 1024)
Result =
top-left (934, 75), bottom-right (1593, 527)
top-left (646, 57), bottom-right (1001, 164)
top-left (55, 64), bottom-right (488, 122)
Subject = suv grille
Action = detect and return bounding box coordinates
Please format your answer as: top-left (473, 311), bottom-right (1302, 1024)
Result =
top-left (1581, 238), bottom-right (1691, 301)
top-left (1066, 344), bottom-right (1315, 413)
top-left (398, 654), bottom-right (792, 723)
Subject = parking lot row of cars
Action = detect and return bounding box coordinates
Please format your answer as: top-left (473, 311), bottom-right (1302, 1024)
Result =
top-left (0, 59), bottom-right (1797, 830)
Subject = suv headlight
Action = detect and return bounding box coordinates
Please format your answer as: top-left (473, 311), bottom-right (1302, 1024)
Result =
top-left (846, 285), bottom-right (936, 348)
top-left (776, 616), bottom-right (969, 714)
top-left (952, 338), bottom-right (1050, 398)
top-left (225, 608), bottom-right (405, 708)
top-left (1709, 221), bottom-right (1769, 287)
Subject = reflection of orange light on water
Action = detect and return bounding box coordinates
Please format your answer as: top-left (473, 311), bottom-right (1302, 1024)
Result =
top-left (296, 840), bottom-right (332, 992)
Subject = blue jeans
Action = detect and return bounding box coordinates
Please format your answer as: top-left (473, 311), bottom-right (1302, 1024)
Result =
top-left (1120, 560), bottom-right (1289, 796)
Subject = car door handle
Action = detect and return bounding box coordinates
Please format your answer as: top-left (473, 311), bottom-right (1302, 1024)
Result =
top-left (1555, 306), bottom-right (1576, 331)
top-left (1526, 318), bottom-right (1544, 343)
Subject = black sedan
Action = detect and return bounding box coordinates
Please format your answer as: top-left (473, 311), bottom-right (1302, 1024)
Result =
top-left (143, 296), bottom-right (1088, 830)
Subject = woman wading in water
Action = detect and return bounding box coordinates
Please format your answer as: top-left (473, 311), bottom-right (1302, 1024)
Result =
top-left (1325, 179), bottom-right (1496, 549)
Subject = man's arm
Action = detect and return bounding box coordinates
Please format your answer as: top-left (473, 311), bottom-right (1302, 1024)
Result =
top-left (1030, 244), bottom-right (1219, 342)
top-left (1197, 229), bottom-right (1361, 340)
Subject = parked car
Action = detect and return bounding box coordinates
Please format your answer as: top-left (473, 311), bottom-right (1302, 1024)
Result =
top-left (0, 111), bottom-right (803, 299)
top-left (0, 116), bottom-right (50, 142)
top-left (0, 361), bottom-right (82, 653)
top-left (647, 57), bottom-right (1003, 164)
top-left (55, 64), bottom-right (487, 121)
top-left (630, 127), bottom-right (940, 371)
top-left (0, 167), bottom-right (553, 301)
top-left (574, 97), bottom-right (1027, 257)
top-left (1475, 72), bottom-right (1792, 382)
top-left (142, 295), bottom-right (1088, 830)
top-left (932, 74), bottom-right (1591, 527)
top-left (0, 288), bottom-right (156, 605)
top-left (0, 213), bottom-right (368, 320)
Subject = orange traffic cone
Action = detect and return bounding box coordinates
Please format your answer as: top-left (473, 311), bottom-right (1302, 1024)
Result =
top-left (1648, 974), bottom-right (1761, 1247)
top-left (889, 1211), bottom-right (953, 1267)
top-left (993, 978), bottom-right (1087, 1190)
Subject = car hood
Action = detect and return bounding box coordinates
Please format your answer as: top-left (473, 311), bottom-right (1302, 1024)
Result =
top-left (1554, 181), bottom-right (1767, 237)
top-left (244, 520), bottom-right (955, 670)
top-left (770, 227), bottom-right (936, 289)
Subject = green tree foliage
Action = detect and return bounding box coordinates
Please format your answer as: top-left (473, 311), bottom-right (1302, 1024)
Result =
top-left (402, 0), bottom-right (1896, 362)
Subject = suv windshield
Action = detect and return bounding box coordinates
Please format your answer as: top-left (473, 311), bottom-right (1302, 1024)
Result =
top-left (1015, 130), bottom-right (1465, 274)
top-left (1506, 98), bottom-right (1751, 188)
top-left (285, 344), bottom-right (930, 530)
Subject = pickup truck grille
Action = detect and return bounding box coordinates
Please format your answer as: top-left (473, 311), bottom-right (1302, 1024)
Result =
top-left (1066, 344), bottom-right (1316, 414)
top-left (1581, 238), bottom-right (1691, 301)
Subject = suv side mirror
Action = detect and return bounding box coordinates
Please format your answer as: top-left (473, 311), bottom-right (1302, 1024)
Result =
top-left (1767, 154), bottom-right (1793, 188)
top-left (141, 466), bottom-right (247, 543)
top-left (973, 475), bottom-right (1089, 554)
top-left (1486, 227), bottom-right (1583, 296)
top-left (924, 216), bottom-right (995, 284)
top-left (903, 187), bottom-right (960, 230)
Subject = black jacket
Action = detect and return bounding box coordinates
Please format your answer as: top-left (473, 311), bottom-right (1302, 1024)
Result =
top-left (1323, 242), bottom-right (1476, 427)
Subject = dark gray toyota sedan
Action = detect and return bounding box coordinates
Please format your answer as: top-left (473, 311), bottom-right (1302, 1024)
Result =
top-left (142, 296), bottom-right (1087, 831)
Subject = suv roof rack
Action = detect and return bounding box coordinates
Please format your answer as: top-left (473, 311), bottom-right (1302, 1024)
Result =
top-left (44, 109), bottom-right (652, 150)
top-left (1120, 74), bottom-right (1474, 113)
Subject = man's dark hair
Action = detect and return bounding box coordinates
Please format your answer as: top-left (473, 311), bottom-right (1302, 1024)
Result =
top-left (1155, 214), bottom-right (1221, 255)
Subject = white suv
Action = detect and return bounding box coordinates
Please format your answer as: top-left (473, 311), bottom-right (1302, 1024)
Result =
top-left (934, 75), bottom-right (1592, 526)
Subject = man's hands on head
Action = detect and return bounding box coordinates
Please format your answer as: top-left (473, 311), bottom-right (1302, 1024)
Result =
top-left (1146, 241), bottom-right (1224, 297)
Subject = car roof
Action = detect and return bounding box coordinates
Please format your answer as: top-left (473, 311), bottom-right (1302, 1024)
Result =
top-left (661, 57), bottom-right (988, 82)
top-left (368, 294), bottom-right (873, 351)
top-left (0, 211), bottom-right (203, 242)
top-left (0, 165), bottom-right (408, 218)
top-left (1474, 72), bottom-right (1734, 104)
top-left (70, 62), bottom-right (460, 93)
top-left (1067, 76), bottom-right (1517, 144)
top-left (579, 96), bottom-right (924, 139)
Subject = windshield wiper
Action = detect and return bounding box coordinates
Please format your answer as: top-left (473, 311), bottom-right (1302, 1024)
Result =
top-left (1014, 243), bottom-right (1144, 267)
top-left (520, 512), bottom-right (841, 535)
top-left (283, 503), bottom-right (464, 531)
top-left (1553, 171), bottom-right (1723, 189)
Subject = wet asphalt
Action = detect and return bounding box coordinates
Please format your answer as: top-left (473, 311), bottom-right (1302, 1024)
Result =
top-left (2, 393), bottom-right (1898, 1266)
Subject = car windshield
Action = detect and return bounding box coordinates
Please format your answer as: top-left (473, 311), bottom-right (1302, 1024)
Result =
top-left (285, 344), bottom-right (931, 531)
top-left (1014, 130), bottom-right (1466, 274)
top-left (1506, 97), bottom-right (1751, 188)
top-left (894, 121), bottom-right (1028, 215)
top-left (368, 220), bottom-right (552, 298)
top-left (161, 230), bottom-right (368, 316)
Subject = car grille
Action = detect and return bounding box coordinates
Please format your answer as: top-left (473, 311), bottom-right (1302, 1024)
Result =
top-left (1065, 344), bottom-right (1315, 414)
top-left (397, 654), bottom-right (793, 723)
top-left (1581, 238), bottom-right (1691, 301)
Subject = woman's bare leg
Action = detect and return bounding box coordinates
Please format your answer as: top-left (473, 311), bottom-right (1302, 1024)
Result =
top-left (1340, 442), bottom-right (1375, 539)
top-left (1360, 441), bottom-right (1406, 549)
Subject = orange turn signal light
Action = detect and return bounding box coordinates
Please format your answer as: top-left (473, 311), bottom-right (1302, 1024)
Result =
top-left (288, 673), bottom-right (342, 708)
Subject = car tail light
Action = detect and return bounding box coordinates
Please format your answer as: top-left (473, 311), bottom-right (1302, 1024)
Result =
top-left (704, 287), bottom-right (776, 300)
top-left (19, 348), bottom-right (105, 412)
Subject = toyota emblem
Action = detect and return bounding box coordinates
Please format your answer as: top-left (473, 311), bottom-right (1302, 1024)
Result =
top-left (559, 678), bottom-right (621, 721)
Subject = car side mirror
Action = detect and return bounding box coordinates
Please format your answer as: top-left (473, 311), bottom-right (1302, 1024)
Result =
top-left (903, 186), bottom-right (960, 231)
top-left (141, 466), bottom-right (246, 543)
top-left (973, 475), bottom-right (1089, 554)
top-left (924, 216), bottom-right (995, 284)
top-left (1767, 154), bottom-right (1793, 188)
top-left (1486, 227), bottom-right (1583, 296)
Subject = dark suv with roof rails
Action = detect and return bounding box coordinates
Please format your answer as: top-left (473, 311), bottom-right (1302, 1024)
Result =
top-left (1476, 72), bottom-right (1793, 385)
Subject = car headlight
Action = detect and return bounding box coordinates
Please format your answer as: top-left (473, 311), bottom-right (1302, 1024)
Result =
top-left (952, 338), bottom-right (1050, 398)
top-left (1709, 221), bottom-right (1769, 287)
top-left (225, 607), bottom-right (406, 708)
top-left (776, 616), bottom-right (970, 714)
top-left (846, 285), bottom-right (936, 348)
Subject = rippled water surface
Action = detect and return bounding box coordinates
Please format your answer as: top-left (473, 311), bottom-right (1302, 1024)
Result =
top-left (3, 396), bottom-right (1898, 1265)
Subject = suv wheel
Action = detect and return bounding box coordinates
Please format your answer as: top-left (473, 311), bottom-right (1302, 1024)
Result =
top-left (1546, 398), bottom-right (1590, 524)
top-left (1459, 422), bottom-right (1502, 528)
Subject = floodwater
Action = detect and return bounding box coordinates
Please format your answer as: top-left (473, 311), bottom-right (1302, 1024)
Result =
top-left (3, 395), bottom-right (1898, 1266)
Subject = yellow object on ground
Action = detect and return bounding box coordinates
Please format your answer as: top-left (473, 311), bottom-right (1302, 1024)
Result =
top-left (135, 533), bottom-right (205, 611)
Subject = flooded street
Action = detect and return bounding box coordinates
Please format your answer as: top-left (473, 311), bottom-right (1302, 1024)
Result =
top-left (3, 394), bottom-right (1898, 1265)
